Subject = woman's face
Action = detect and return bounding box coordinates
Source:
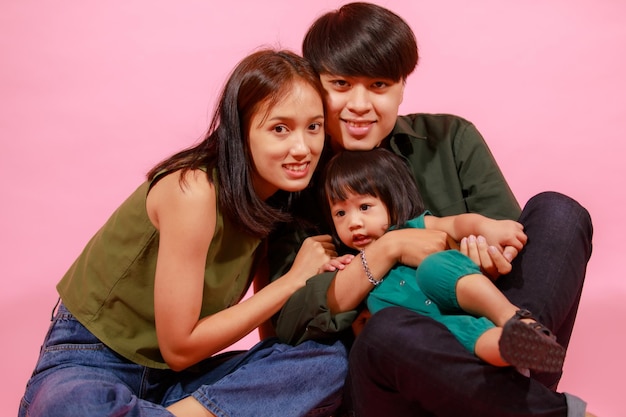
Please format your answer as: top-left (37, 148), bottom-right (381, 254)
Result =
top-left (248, 81), bottom-right (325, 200)
top-left (319, 74), bottom-right (404, 151)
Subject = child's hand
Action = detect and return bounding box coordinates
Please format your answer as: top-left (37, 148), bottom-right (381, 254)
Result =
top-left (462, 219), bottom-right (527, 279)
top-left (480, 219), bottom-right (527, 252)
top-left (319, 254), bottom-right (355, 273)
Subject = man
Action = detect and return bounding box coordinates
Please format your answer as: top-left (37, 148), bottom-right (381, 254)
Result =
top-left (267, 3), bottom-right (594, 417)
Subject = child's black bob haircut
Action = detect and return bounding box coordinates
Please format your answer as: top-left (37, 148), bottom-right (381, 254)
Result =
top-left (321, 148), bottom-right (425, 237)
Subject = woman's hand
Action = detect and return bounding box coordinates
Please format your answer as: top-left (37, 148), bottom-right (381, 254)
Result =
top-left (288, 235), bottom-right (338, 286)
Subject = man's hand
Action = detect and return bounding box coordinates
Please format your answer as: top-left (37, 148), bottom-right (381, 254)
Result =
top-left (460, 235), bottom-right (517, 279)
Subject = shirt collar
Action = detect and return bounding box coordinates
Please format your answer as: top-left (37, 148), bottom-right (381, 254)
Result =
top-left (388, 116), bottom-right (427, 141)
top-left (382, 116), bottom-right (427, 150)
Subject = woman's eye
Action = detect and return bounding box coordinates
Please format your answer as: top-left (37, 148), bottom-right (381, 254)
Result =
top-left (273, 125), bottom-right (288, 133)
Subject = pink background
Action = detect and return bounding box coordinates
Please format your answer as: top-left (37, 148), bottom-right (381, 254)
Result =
top-left (2, 1), bottom-right (624, 416)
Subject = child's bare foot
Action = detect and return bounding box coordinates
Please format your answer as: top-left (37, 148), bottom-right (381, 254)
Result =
top-left (499, 309), bottom-right (565, 373)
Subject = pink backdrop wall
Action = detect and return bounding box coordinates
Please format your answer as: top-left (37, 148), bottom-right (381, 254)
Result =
top-left (2, 1), bottom-right (624, 415)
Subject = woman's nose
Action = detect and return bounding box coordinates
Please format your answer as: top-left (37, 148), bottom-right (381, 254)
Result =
top-left (289, 131), bottom-right (309, 157)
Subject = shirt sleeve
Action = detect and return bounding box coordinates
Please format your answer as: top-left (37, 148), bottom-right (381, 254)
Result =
top-left (452, 120), bottom-right (522, 219)
top-left (273, 271), bottom-right (357, 345)
top-left (266, 205), bottom-right (357, 345)
top-left (394, 114), bottom-right (522, 220)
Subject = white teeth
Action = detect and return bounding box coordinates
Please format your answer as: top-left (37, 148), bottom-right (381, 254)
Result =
top-left (347, 121), bottom-right (371, 127)
top-left (285, 163), bottom-right (307, 171)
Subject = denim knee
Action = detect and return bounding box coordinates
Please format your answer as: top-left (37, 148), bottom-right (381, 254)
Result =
top-left (524, 192), bottom-right (593, 233)
top-left (189, 339), bottom-right (348, 417)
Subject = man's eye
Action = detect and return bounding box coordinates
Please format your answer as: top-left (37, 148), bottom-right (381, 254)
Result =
top-left (308, 122), bottom-right (322, 132)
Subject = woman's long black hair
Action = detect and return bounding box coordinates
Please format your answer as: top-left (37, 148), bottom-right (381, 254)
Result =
top-left (147, 49), bottom-right (325, 238)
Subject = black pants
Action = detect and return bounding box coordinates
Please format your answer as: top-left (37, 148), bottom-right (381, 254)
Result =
top-left (344, 192), bottom-right (593, 417)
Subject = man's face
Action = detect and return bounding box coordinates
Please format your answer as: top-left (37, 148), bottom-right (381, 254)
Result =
top-left (319, 74), bottom-right (404, 151)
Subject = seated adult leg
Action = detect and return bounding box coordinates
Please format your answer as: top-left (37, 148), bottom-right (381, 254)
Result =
top-left (19, 304), bottom-right (174, 417)
top-left (20, 366), bottom-right (174, 417)
top-left (345, 307), bottom-right (573, 417)
top-left (498, 192), bottom-right (593, 388)
top-left (165, 338), bottom-right (348, 417)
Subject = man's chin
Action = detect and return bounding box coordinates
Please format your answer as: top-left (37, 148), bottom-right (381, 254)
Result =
top-left (341, 138), bottom-right (381, 151)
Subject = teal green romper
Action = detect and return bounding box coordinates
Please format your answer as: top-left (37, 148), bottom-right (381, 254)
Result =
top-left (366, 213), bottom-right (495, 354)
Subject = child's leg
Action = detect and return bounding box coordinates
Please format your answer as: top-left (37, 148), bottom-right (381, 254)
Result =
top-left (498, 309), bottom-right (566, 373)
top-left (474, 327), bottom-right (507, 367)
top-left (457, 274), bottom-right (566, 372)
top-left (416, 250), bottom-right (519, 326)
top-left (455, 273), bottom-right (518, 326)
top-left (418, 251), bottom-right (565, 372)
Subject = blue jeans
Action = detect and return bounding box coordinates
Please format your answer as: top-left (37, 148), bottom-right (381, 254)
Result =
top-left (343, 192), bottom-right (593, 417)
top-left (19, 303), bottom-right (348, 417)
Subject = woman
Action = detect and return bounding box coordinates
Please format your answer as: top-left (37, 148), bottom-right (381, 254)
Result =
top-left (19, 49), bottom-right (347, 417)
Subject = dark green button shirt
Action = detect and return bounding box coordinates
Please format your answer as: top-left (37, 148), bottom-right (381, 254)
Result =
top-left (268, 113), bottom-right (521, 345)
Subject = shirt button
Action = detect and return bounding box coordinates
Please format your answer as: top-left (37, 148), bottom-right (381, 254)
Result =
top-left (425, 300), bottom-right (432, 305)
top-left (399, 280), bottom-right (406, 286)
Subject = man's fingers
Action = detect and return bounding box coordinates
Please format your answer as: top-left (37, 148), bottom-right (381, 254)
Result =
top-left (502, 245), bottom-right (519, 262)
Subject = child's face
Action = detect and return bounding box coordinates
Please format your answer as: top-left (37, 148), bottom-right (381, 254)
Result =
top-left (248, 81), bottom-right (325, 200)
top-left (319, 74), bottom-right (404, 152)
top-left (329, 192), bottom-right (390, 250)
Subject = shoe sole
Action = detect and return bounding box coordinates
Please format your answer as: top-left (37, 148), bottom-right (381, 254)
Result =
top-left (499, 319), bottom-right (566, 373)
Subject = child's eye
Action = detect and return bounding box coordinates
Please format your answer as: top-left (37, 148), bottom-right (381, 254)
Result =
top-left (360, 204), bottom-right (370, 211)
top-left (334, 210), bottom-right (345, 217)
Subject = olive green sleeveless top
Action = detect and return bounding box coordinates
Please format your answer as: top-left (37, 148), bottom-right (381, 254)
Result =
top-left (57, 171), bottom-right (261, 369)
